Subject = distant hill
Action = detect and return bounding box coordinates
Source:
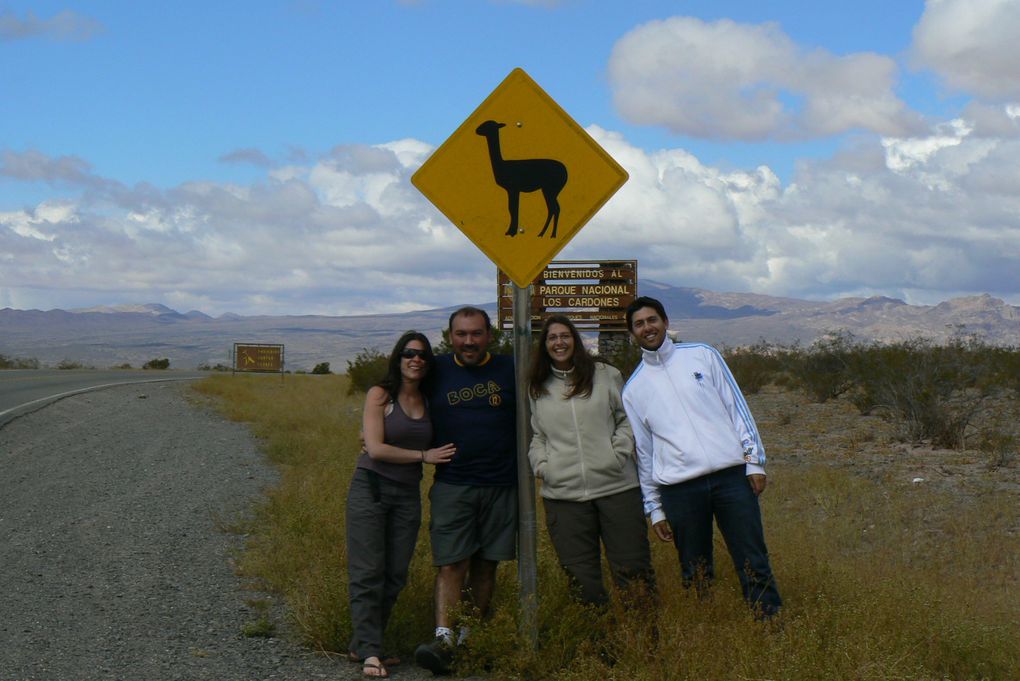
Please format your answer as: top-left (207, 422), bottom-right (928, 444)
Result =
top-left (2, 281), bottom-right (1018, 371)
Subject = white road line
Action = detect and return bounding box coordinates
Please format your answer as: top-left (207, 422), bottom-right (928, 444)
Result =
top-left (0, 377), bottom-right (200, 425)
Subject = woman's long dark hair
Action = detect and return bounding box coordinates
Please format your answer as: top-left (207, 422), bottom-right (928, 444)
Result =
top-left (378, 330), bottom-right (436, 402)
top-left (527, 315), bottom-right (596, 400)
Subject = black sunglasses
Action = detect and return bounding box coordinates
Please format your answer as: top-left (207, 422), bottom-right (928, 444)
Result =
top-left (400, 348), bottom-right (428, 359)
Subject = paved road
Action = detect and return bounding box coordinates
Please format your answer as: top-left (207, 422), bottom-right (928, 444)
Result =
top-left (0, 369), bottom-right (207, 429)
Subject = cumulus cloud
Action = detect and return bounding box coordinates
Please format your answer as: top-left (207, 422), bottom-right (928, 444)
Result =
top-left (218, 148), bottom-right (275, 167)
top-left (912, 0), bottom-right (1020, 100)
top-left (0, 143), bottom-right (495, 316)
top-left (4, 113), bottom-right (1020, 315)
top-left (0, 9), bottom-right (103, 42)
top-left (607, 17), bottom-right (925, 140)
top-left (559, 118), bottom-right (1020, 304)
top-left (1, 149), bottom-right (98, 186)
top-left (959, 102), bottom-right (1020, 138)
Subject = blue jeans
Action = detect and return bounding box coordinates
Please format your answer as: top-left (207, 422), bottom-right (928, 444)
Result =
top-left (659, 464), bottom-right (782, 616)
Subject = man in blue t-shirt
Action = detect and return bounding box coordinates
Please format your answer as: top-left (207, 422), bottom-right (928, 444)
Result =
top-left (415, 306), bottom-right (516, 675)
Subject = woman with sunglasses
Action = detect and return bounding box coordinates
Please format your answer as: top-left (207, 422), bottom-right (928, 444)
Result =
top-left (526, 315), bottom-right (654, 606)
top-left (346, 331), bottom-right (456, 678)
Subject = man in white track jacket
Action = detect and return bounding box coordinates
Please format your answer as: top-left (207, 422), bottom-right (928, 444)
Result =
top-left (621, 296), bottom-right (782, 617)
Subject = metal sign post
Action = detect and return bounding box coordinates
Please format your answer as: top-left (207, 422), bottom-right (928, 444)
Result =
top-left (512, 282), bottom-right (537, 646)
top-left (410, 67), bottom-right (629, 650)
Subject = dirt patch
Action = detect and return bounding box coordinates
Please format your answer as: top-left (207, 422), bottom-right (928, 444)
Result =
top-left (750, 386), bottom-right (1020, 515)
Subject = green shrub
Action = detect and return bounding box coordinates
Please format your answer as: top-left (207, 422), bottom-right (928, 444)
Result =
top-left (788, 331), bottom-right (857, 402)
top-left (848, 337), bottom-right (1004, 448)
top-left (598, 337), bottom-right (642, 380)
top-left (723, 339), bottom-right (788, 395)
top-left (56, 359), bottom-right (85, 370)
top-left (978, 344), bottom-right (1020, 394)
top-left (311, 362), bottom-right (332, 375)
top-left (0, 354), bottom-right (40, 369)
top-left (197, 362), bottom-right (231, 372)
top-left (142, 358), bottom-right (170, 370)
top-left (346, 348), bottom-right (387, 394)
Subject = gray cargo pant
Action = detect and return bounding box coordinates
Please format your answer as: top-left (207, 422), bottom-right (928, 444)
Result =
top-left (345, 468), bottom-right (421, 660)
top-left (543, 486), bottom-right (655, 606)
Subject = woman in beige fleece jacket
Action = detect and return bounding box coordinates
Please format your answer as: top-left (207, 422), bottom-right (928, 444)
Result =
top-left (526, 315), bottom-right (655, 606)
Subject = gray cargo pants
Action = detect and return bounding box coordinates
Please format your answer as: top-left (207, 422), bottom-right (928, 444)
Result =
top-left (345, 468), bottom-right (421, 660)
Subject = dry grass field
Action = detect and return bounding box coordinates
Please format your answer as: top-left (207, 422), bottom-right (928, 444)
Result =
top-left (193, 373), bottom-right (1019, 680)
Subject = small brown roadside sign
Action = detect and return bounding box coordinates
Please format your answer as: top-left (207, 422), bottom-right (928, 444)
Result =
top-left (233, 343), bottom-right (284, 374)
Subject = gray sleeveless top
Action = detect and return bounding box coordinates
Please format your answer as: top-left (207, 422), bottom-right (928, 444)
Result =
top-left (355, 397), bottom-right (432, 486)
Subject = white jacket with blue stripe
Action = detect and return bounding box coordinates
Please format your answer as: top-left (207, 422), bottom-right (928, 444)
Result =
top-left (622, 339), bottom-right (766, 525)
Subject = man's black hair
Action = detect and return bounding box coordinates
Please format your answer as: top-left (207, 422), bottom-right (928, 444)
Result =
top-left (625, 296), bottom-right (668, 331)
top-left (448, 306), bottom-right (492, 332)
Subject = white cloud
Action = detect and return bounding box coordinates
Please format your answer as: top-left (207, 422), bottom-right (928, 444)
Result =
top-left (881, 119), bottom-right (969, 173)
top-left (912, 0), bottom-right (1020, 100)
top-left (1, 149), bottom-right (97, 186)
top-left (958, 102), bottom-right (1020, 138)
top-left (218, 148), bottom-right (275, 167)
top-left (607, 17), bottom-right (926, 140)
top-left (564, 121), bottom-right (1020, 304)
top-left (0, 9), bottom-right (103, 42)
top-left (0, 143), bottom-right (498, 316)
top-left (3, 116), bottom-right (1020, 315)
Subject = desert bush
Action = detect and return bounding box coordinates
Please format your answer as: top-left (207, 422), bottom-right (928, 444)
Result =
top-left (0, 354), bottom-right (40, 369)
top-left (197, 362), bottom-right (231, 372)
top-left (142, 357), bottom-right (170, 370)
top-left (787, 330), bottom-right (858, 402)
top-left (781, 334), bottom-right (1020, 449)
top-left (56, 359), bottom-right (86, 370)
top-left (311, 362), bottom-right (331, 375)
top-left (723, 339), bottom-right (788, 395)
top-left (847, 337), bottom-right (1003, 448)
top-left (599, 337), bottom-right (642, 380)
top-left (978, 431), bottom-right (1018, 469)
top-left (345, 348), bottom-right (387, 394)
top-left (980, 343), bottom-right (1020, 394)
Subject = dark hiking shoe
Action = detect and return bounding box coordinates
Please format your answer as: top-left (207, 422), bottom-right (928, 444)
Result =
top-left (414, 637), bottom-right (454, 675)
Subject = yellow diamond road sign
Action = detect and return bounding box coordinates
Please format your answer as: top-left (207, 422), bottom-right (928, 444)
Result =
top-left (412, 68), bottom-right (629, 288)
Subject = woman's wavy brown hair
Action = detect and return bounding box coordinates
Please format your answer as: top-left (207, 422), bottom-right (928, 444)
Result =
top-left (527, 315), bottom-right (596, 400)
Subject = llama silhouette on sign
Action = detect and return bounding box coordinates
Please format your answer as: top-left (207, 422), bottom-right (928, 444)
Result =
top-left (475, 120), bottom-right (568, 238)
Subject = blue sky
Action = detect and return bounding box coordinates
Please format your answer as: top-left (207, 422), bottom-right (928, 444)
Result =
top-left (2, 0), bottom-right (1019, 316)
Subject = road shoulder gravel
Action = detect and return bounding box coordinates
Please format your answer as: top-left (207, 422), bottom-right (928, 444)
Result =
top-left (0, 381), bottom-right (377, 680)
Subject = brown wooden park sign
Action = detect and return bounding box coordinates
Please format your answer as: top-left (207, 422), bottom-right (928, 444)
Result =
top-left (498, 259), bottom-right (637, 332)
top-left (232, 343), bottom-right (284, 374)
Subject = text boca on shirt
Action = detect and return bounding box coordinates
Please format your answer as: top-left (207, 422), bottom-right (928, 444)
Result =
top-left (447, 381), bottom-right (504, 407)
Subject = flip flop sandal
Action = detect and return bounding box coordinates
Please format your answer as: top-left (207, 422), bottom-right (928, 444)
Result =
top-left (349, 652), bottom-right (401, 666)
top-left (362, 661), bottom-right (388, 678)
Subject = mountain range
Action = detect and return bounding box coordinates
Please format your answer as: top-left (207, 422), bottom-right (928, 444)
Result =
top-left (2, 281), bottom-right (1018, 372)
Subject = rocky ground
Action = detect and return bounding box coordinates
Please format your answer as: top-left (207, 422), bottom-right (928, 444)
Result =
top-left (0, 382), bottom-right (438, 680)
top-left (749, 386), bottom-right (1020, 517)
